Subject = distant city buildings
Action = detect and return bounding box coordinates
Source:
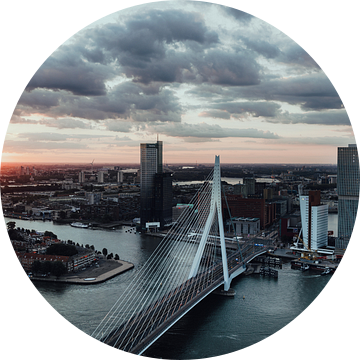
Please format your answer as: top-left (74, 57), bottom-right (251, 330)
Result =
top-left (19, 165), bottom-right (37, 177)
top-left (222, 195), bottom-right (276, 230)
top-left (337, 144), bottom-right (359, 248)
top-left (117, 170), bottom-right (123, 184)
top-left (98, 170), bottom-right (105, 183)
top-left (140, 140), bottom-right (172, 231)
top-left (232, 217), bottom-right (260, 236)
top-left (79, 170), bottom-right (86, 183)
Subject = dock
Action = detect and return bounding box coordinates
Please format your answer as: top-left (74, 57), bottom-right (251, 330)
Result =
top-left (291, 259), bottom-right (337, 273)
top-left (259, 266), bottom-right (278, 278)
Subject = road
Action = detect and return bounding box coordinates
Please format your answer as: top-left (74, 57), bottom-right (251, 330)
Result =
top-left (102, 244), bottom-right (268, 354)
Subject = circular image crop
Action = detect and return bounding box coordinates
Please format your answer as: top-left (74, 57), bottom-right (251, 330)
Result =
top-left (2, 1), bottom-right (359, 360)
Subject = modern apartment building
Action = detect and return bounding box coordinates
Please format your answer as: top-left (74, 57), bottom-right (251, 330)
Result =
top-left (337, 144), bottom-right (359, 248)
top-left (299, 190), bottom-right (328, 251)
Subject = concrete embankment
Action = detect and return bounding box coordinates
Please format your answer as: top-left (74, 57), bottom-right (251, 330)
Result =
top-left (31, 259), bottom-right (134, 285)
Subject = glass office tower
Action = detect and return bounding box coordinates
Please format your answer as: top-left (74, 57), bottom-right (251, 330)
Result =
top-left (337, 144), bottom-right (359, 248)
top-left (140, 141), bottom-right (162, 230)
top-left (140, 140), bottom-right (172, 231)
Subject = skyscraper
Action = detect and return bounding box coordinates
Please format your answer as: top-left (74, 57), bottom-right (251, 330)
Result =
top-left (337, 144), bottom-right (359, 248)
top-left (299, 190), bottom-right (328, 251)
top-left (140, 140), bottom-right (172, 230)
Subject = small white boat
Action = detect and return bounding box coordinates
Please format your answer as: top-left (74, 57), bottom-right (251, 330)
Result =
top-left (70, 222), bottom-right (89, 228)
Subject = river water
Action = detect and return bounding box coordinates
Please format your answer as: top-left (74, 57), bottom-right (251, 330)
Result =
top-left (7, 217), bottom-right (336, 359)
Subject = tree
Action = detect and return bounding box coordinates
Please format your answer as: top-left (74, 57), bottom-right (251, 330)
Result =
top-left (46, 243), bottom-right (78, 256)
top-left (102, 248), bottom-right (108, 257)
top-left (51, 262), bottom-right (67, 277)
top-left (114, 254), bottom-right (120, 260)
top-left (44, 231), bottom-right (57, 239)
top-left (31, 260), bottom-right (42, 275)
top-left (6, 221), bottom-right (16, 231)
top-left (42, 261), bottom-right (53, 275)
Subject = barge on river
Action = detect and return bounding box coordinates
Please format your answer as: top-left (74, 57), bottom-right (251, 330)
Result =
top-left (291, 259), bottom-right (337, 274)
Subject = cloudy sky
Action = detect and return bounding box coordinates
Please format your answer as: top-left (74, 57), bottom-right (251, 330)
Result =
top-left (2, 1), bottom-right (355, 164)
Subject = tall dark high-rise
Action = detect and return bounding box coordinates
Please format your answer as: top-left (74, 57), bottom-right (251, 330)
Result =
top-left (140, 140), bottom-right (172, 231)
top-left (337, 144), bottom-right (359, 248)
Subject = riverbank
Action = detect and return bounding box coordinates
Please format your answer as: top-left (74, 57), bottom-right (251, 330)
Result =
top-left (30, 258), bottom-right (134, 285)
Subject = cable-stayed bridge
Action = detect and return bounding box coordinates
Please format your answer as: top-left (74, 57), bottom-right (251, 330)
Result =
top-left (91, 156), bottom-right (271, 355)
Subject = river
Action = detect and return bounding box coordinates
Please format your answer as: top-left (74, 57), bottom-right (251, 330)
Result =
top-left (6, 216), bottom-right (337, 359)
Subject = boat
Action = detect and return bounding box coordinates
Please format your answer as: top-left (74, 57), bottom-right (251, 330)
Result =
top-left (301, 264), bottom-right (310, 272)
top-left (321, 267), bottom-right (332, 276)
top-left (70, 222), bottom-right (89, 228)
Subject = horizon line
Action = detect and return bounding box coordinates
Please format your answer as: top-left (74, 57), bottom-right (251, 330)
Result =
top-left (1, 161), bottom-right (337, 166)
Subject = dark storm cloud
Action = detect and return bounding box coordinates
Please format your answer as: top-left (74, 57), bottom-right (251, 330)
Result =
top-left (125, 9), bottom-right (219, 47)
top-left (85, 8), bottom-right (261, 86)
top-left (18, 82), bottom-right (182, 123)
top-left (26, 45), bottom-right (116, 96)
top-left (277, 42), bottom-right (320, 69)
top-left (24, 8), bottom-right (221, 94)
top-left (20, 8), bottom-right (229, 123)
top-left (188, 72), bottom-right (343, 114)
top-left (239, 36), bottom-right (281, 59)
top-left (238, 36), bottom-right (319, 69)
top-left (18, 89), bottom-right (60, 109)
top-left (13, 3), bottom-right (347, 135)
top-left (246, 73), bottom-right (342, 110)
top-left (194, 50), bottom-right (261, 86)
top-left (24, 7), bottom-right (263, 95)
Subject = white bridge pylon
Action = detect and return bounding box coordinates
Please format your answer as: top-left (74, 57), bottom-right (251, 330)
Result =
top-left (188, 155), bottom-right (231, 291)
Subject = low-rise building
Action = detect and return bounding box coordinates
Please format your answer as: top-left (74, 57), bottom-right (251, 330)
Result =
top-left (17, 253), bottom-right (71, 272)
top-left (232, 217), bottom-right (260, 236)
top-left (71, 251), bottom-right (96, 271)
top-left (16, 247), bottom-right (96, 273)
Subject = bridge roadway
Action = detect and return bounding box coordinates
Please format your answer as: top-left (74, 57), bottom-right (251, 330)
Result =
top-left (102, 244), bottom-right (269, 355)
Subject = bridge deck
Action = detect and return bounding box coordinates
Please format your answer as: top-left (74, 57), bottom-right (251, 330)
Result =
top-left (103, 245), bottom-right (268, 355)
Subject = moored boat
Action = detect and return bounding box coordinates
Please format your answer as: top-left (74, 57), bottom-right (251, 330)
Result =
top-left (70, 222), bottom-right (89, 228)
top-left (301, 264), bottom-right (310, 272)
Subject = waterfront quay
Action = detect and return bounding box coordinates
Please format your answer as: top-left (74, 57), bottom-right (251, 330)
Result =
top-left (270, 248), bottom-right (340, 274)
top-left (290, 259), bottom-right (338, 273)
top-left (30, 258), bottom-right (134, 285)
top-left (7, 218), bottom-right (135, 285)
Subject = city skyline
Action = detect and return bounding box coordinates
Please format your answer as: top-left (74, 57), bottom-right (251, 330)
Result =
top-left (1, 1), bottom-right (356, 165)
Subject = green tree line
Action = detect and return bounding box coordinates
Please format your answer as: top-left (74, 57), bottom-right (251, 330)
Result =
top-left (31, 260), bottom-right (67, 277)
top-left (46, 243), bottom-right (78, 256)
